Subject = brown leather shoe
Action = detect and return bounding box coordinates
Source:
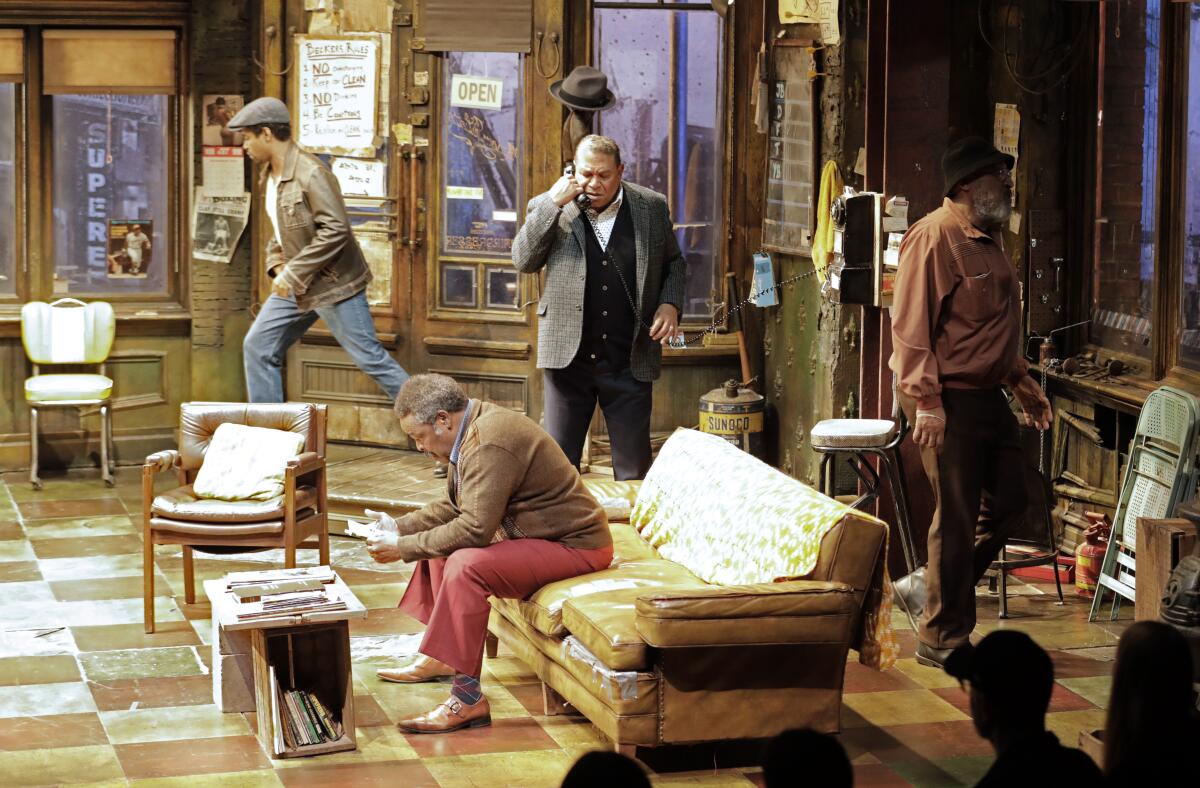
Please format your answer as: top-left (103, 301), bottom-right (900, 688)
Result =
top-left (397, 694), bottom-right (491, 734)
top-left (377, 655), bottom-right (455, 684)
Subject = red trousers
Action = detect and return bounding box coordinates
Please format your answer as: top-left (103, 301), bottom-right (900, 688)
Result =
top-left (398, 538), bottom-right (614, 677)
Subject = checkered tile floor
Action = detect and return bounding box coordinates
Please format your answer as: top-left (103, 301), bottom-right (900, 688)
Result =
top-left (0, 465), bottom-right (1125, 786)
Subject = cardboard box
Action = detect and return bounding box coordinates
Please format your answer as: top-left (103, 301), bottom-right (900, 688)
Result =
top-left (1135, 518), bottom-right (1199, 621)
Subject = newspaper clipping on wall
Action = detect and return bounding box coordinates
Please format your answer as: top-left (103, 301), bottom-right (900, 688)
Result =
top-left (192, 189), bottom-right (251, 264)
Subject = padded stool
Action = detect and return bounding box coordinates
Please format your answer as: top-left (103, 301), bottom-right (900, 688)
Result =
top-left (810, 416), bottom-right (918, 574)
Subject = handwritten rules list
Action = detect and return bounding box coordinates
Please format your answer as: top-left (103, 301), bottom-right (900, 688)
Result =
top-left (295, 35), bottom-right (380, 158)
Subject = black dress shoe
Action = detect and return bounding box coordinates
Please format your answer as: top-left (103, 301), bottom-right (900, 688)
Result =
top-left (893, 566), bottom-right (928, 629)
top-left (915, 642), bottom-right (954, 669)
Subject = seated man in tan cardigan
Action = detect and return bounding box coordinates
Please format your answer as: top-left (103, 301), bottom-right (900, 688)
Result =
top-left (366, 373), bottom-right (614, 734)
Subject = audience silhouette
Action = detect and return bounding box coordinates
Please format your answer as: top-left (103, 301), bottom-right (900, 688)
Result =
top-left (560, 750), bottom-right (651, 788)
top-left (762, 728), bottom-right (852, 788)
top-left (1103, 620), bottom-right (1200, 785)
top-left (943, 630), bottom-right (1102, 786)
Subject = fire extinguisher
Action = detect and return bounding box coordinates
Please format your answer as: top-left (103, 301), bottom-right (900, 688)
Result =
top-left (1075, 512), bottom-right (1112, 597)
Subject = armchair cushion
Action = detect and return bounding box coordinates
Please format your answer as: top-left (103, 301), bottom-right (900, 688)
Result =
top-left (191, 423), bottom-right (306, 501)
top-left (634, 580), bottom-right (859, 648)
top-left (152, 484), bottom-right (318, 523)
top-left (25, 373), bottom-right (113, 403)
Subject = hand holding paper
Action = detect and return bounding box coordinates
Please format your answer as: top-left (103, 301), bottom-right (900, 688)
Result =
top-left (365, 528), bottom-right (402, 564)
top-left (363, 508), bottom-right (398, 535)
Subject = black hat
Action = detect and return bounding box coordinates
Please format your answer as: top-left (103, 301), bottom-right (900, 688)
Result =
top-left (941, 136), bottom-right (1014, 197)
top-left (549, 66), bottom-right (616, 112)
top-left (944, 630), bottom-right (1054, 713)
top-left (227, 97), bottom-right (291, 130)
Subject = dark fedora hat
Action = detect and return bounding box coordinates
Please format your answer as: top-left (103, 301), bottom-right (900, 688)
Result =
top-left (549, 65), bottom-right (616, 112)
top-left (942, 136), bottom-right (1014, 196)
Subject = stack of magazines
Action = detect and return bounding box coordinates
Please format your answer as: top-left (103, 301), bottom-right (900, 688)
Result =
top-left (234, 586), bottom-right (347, 622)
top-left (225, 566), bottom-right (346, 622)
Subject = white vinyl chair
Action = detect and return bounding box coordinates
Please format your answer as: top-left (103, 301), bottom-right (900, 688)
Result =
top-left (21, 298), bottom-right (117, 489)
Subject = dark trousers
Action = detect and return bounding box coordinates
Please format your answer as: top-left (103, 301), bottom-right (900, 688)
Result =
top-left (543, 359), bottom-right (654, 481)
top-left (900, 388), bottom-right (1028, 649)
top-left (398, 539), bottom-right (613, 677)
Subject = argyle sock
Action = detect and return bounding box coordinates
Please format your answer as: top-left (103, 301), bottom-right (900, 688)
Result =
top-left (451, 673), bottom-right (483, 705)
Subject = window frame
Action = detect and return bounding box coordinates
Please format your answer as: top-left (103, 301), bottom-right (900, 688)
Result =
top-left (428, 48), bottom-right (531, 325)
top-left (0, 78), bottom-right (26, 304)
top-left (1081, 1), bottom-right (1200, 390)
top-left (0, 18), bottom-right (188, 323)
top-left (590, 0), bottom-right (730, 326)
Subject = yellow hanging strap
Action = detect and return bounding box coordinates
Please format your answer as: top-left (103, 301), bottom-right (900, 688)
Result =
top-left (810, 159), bottom-right (843, 283)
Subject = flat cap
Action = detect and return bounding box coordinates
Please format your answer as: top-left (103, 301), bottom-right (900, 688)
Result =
top-left (226, 97), bottom-right (291, 130)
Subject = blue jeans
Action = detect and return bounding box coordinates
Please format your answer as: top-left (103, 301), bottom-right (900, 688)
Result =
top-left (243, 290), bottom-right (409, 403)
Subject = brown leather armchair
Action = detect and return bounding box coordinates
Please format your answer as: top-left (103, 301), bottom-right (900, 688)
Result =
top-left (142, 402), bottom-right (329, 633)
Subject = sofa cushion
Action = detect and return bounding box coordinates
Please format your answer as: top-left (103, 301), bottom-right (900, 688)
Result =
top-left (493, 557), bottom-right (704, 640)
top-left (561, 588), bottom-right (659, 671)
top-left (583, 479), bottom-right (642, 523)
top-left (611, 523), bottom-right (658, 564)
top-left (630, 429), bottom-right (884, 586)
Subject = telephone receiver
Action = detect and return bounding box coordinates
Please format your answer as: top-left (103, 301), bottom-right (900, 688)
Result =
top-left (563, 162), bottom-right (591, 208)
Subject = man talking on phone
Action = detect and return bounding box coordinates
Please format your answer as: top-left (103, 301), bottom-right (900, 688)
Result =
top-left (512, 134), bottom-right (686, 480)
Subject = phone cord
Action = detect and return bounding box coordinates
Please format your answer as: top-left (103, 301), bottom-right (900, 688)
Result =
top-left (581, 209), bottom-right (824, 348)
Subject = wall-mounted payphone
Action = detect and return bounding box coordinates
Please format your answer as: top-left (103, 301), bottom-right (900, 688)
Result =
top-left (825, 190), bottom-right (908, 308)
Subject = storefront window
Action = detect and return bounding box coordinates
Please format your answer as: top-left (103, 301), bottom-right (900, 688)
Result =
top-left (1178, 4), bottom-right (1200, 371)
top-left (51, 94), bottom-right (168, 295)
top-left (440, 52), bottom-right (522, 260)
top-left (0, 83), bottom-right (15, 296)
top-left (594, 3), bottom-right (724, 321)
top-left (437, 51), bottom-right (522, 315)
top-left (1091, 0), bottom-right (1160, 359)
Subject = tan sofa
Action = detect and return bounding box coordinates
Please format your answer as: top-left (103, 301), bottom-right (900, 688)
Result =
top-left (487, 429), bottom-right (889, 751)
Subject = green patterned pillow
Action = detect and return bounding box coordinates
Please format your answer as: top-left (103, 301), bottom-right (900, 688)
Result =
top-left (630, 428), bottom-right (879, 585)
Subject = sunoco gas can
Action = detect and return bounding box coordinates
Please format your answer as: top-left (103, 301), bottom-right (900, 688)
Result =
top-left (698, 380), bottom-right (765, 459)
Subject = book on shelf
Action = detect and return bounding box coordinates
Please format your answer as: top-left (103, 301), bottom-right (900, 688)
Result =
top-left (269, 666), bottom-right (286, 755)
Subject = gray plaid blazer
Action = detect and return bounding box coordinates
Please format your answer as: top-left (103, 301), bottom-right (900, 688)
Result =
top-left (511, 182), bottom-right (686, 382)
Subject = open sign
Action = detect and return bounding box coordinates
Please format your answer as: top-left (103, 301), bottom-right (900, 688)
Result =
top-left (450, 74), bottom-right (504, 111)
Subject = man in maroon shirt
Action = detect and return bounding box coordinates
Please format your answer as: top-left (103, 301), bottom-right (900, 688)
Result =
top-left (890, 137), bottom-right (1051, 668)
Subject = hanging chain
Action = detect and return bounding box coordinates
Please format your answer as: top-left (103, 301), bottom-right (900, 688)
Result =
top-left (581, 207), bottom-right (825, 348)
top-left (1039, 357), bottom-right (1048, 475)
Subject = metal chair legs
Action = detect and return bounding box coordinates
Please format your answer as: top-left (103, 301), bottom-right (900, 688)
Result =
top-left (28, 402), bottom-right (115, 490)
top-left (29, 406), bottom-right (41, 490)
top-left (817, 446), bottom-right (918, 575)
top-left (101, 403), bottom-right (114, 487)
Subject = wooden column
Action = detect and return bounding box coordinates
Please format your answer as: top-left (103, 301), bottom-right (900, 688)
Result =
top-left (860, 0), bottom-right (951, 576)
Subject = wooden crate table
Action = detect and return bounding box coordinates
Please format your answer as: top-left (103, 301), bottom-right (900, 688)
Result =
top-left (1134, 518), bottom-right (1199, 621)
top-left (205, 573), bottom-right (367, 758)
